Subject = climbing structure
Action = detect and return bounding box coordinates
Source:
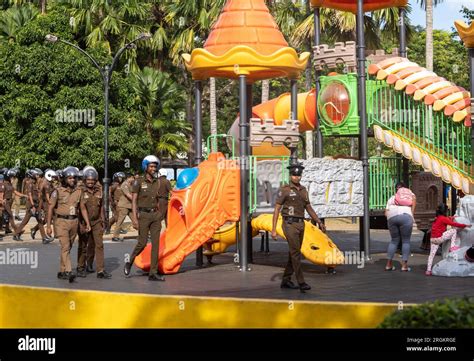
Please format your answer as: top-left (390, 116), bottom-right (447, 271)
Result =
top-left (368, 57), bottom-right (473, 194)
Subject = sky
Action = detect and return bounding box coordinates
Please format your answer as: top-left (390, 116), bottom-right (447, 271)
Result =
top-left (408, 0), bottom-right (473, 31)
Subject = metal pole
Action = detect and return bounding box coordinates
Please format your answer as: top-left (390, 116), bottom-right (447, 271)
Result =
top-left (239, 75), bottom-right (249, 271)
top-left (469, 48), bottom-right (474, 187)
top-left (290, 79), bottom-right (299, 165)
top-left (399, 7), bottom-right (407, 58)
top-left (246, 82), bottom-right (253, 263)
top-left (356, 0), bottom-right (371, 259)
top-left (313, 7), bottom-right (323, 158)
top-left (399, 6), bottom-right (410, 186)
top-left (194, 80), bottom-right (204, 267)
top-left (103, 67), bottom-right (110, 228)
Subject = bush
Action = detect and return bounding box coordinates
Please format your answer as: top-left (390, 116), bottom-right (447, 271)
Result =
top-left (378, 297), bottom-right (474, 328)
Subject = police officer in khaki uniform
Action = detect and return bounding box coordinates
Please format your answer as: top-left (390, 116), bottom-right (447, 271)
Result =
top-left (14, 169), bottom-right (48, 242)
top-left (47, 167), bottom-right (91, 283)
top-left (10, 171), bottom-right (21, 221)
top-left (107, 172), bottom-right (124, 234)
top-left (77, 168), bottom-right (111, 279)
top-left (112, 173), bottom-right (134, 242)
top-left (272, 163), bottom-right (325, 292)
top-left (124, 155), bottom-right (164, 281)
top-left (3, 169), bottom-right (26, 236)
top-left (0, 173), bottom-right (5, 240)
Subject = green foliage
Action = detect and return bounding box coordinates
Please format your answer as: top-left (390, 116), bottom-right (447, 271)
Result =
top-left (379, 297), bottom-right (474, 328)
top-left (407, 27), bottom-right (470, 90)
top-left (0, 0), bottom-right (471, 172)
top-left (0, 10), bottom-right (154, 172)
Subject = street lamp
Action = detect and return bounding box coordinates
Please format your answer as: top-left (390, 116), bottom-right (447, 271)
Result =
top-left (46, 32), bottom-right (152, 229)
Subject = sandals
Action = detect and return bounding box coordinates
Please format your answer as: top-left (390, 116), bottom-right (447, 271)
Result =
top-left (401, 267), bottom-right (412, 272)
top-left (384, 266), bottom-right (396, 271)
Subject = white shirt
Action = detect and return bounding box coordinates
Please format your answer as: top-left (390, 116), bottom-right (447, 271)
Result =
top-left (385, 195), bottom-right (413, 220)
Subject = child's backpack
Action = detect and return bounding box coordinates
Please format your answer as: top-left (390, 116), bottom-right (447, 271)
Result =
top-left (394, 187), bottom-right (413, 206)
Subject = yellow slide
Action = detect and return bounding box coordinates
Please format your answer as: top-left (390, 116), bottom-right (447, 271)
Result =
top-left (208, 214), bottom-right (344, 266)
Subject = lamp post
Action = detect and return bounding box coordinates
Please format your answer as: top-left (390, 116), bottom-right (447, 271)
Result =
top-left (46, 33), bottom-right (152, 228)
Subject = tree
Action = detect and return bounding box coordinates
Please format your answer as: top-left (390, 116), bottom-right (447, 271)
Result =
top-left (406, 26), bottom-right (469, 89)
top-left (0, 10), bottom-right (160, 172)
top-left (417, 0), bottom-right (444, 71)
top-left (131, 66), bottom-right (191, 158)
top-left (290, 5), bottom-right (409, 51)
top-left (0, 4), bottom-right (38, 42)
top-left (57, 0), bottom-right (166, 71)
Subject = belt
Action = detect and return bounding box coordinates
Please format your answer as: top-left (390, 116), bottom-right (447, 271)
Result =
top-left (283, 216), bottom-right (304, 223)
top-left (139, 207), bottom-right (157, 213)
top-left (57, 214), bottom-right (78, 220)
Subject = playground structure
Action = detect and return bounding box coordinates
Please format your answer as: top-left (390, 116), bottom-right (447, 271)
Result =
top-left (135, 0), bottom-right (473, 275)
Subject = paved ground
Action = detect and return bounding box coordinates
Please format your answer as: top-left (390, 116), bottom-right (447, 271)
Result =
top-left (1, 214), bottom-right (473, 304)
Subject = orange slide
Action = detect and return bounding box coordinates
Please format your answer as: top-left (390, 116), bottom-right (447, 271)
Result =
top-left (228, 89), bottom-right (317, 156)
top-left (134, 152), bottom-right (240, 274)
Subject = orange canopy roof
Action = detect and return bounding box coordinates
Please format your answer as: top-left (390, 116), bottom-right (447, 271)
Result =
top-left (204, 0), bottom-right (289, 56)
top-left (310, 0), bottom-right (408, 13)
top-left (183, 0), bottom-right (309, 81)
top-left (455, 20), bottom-right (474, 48)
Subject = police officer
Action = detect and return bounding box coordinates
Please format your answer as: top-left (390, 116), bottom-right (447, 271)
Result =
top-left (77, 168), bottom-right (111, 279)
top-left (157, 169), bottom-right (171, 227)
top-left (108, 172), bottom-right (124, 234)
top-left (112, 173), bottom-right (134, 242)
top-left (47, 167), bottom-right (91, 283)
top-left (3, 169), bottom-right (26, 236)
top-left (0, 173), bottom-right (5, 240)
top-left (271, 163), bottom-right (325, 292)
top-left (124, 155), bottom-right (164, 281)
top-left (10, 169), bottom-right (21, 221)
top-left (14, 168), bottom-right (49, 242)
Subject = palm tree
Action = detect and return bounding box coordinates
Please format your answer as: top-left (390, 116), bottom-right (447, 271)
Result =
top-left (131, 67), bottom-right (191, 157)
top-left (0, 4), bottom-right (38, 42)
top-left (160, 0), bottom-right (225, 163)
top-left (290, 6), bottom-right (405, 51)
top-left (2, 0), bottom-right (46, 14)
top-left (57, 0), bottom-right (166, 71)
top-left (417, 0), bottom-right (444, 71)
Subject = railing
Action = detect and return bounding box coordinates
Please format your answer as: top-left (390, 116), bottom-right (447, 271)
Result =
top-left (249, 155), bottom-right (290, 214)
top-left (367, 80), bottom-right (472, 180)
top-left (205, 134), bottom-right (236, 159)
top-left (368, 156), bottom-right (401, 210)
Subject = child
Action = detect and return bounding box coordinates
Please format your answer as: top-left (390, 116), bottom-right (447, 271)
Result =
top-left (425, 204), bottom-right (471, 276)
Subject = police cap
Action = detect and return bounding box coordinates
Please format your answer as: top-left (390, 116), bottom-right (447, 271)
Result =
top-left (287, 163), bottom-right (305, 176)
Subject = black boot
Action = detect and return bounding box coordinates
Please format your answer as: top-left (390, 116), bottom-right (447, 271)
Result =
top-left (123, 262), bottom-right (132, 276)
top-left (67, 272), bottom-right (76, 283)
top-left (280, 280), bottom-right (299, 289)
top-left (42, 237), bottom-right (54, 244)
top-left (299, 282), bottom-right (311, 292)
top-left (97, 270), bottom-right (112, 279)
top-left (86, 263), bottom-right (95, 273)
top-left (148, 273), bottom-right (165, 281)
top-left (76, 269), bottom-right (87, 278)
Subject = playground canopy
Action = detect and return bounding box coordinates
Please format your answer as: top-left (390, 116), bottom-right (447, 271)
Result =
top-left (182, 0), bottom-right (309, 81)
top-left (310, 0), bottom-right (408, 13)
top-left (455, 20), bottom-right (474, 48)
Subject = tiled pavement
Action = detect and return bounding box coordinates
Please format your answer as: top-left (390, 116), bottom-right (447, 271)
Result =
top-left (1, 226), bottom-right (472, 304)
